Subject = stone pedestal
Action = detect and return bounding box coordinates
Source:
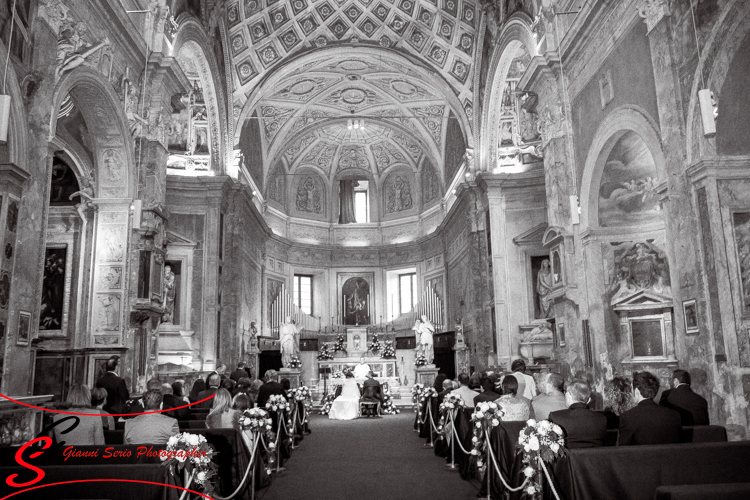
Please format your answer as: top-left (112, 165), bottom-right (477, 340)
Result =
top-left (279, 368), bottom-right (301, 388)
top-left (415, 364), bottom-right (439, 387)
top-left (519, 341), bottom-right (553, 361)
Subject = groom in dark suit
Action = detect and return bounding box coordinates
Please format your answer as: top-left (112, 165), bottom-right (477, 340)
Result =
top-left (361, 371), bottom-right (383, 415)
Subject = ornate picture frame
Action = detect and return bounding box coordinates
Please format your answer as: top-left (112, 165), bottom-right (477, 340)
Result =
top-left (682, 299), bottom-right (699, 334)
top-left (17, 311), bottom-right (31, 346)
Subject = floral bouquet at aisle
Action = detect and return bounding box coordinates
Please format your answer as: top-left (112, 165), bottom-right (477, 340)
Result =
top-left (381, 340), bottom-right (396, 358)
top-left (411, 383), bottom-right (425, 403)
top-left (293, 386), bottom-right (313, 423)
top-left (439, 393), bottom-right (465, 413)
top-left (368, 334), bottom-right (382, 352)
top-left (319, 393), bottom-right (336, 415)
top-left (518, 419), bottom-right (566, 499)
top-left (381, 386), bottom-right (400, 414)
top-left (415, 352), bottom-right (428, 366)
top-left (288, 355), bottom-right (302, 369)
top-left (239, 407), bottom-right (276, 446)
top-left (470, 401), bottom-right (506, 471)
top-left (333, 334), bottom-right (347, 353)
top-left (317, 343), bottom-right (334, 360)
top-left (420, 387), bottom-right (438, 402)
top-left (265, 394), bottom-right (290, 413)
top-left (161, 432), bottom-right (218, 496)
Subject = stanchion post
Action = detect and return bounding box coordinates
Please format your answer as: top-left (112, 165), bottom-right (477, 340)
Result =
top-left (481, 429), bottom-right (492, 500)
top-left (274, 412), bottom-right (286, 474)
top-left (423, 398), bottom-right (435, 448)
top-left (445, 410), bottom-right (457, 470)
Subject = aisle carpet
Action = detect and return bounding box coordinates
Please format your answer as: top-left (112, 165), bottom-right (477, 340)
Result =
top-left (257, 412), bottom-right (481, 500)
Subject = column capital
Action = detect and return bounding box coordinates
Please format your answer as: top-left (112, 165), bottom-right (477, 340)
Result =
top-left (638, 0), bottom-right (671, 34)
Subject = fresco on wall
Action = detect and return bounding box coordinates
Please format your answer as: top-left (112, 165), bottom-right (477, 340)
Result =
top-left (39, 247), bottom-right (66, 331)
top-left (598, 131), bottom-right (660, 227)
top-left (732, 212), bottom-right (750, 312)
top-left (385, 173), bottom-right (413, 213)
top-left (296, 175), bottom-right (323, 214)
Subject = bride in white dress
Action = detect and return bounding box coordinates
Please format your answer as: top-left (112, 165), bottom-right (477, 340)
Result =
top-left (328, 372), bottom-right (360, 420)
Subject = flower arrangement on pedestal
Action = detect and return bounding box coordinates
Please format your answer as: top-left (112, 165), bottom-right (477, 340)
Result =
top-left (381, 340), bottom-right (396, 359)
top-left (238, 408), bottom-right (275, 444)
top-left (368, 334), bottom-right (382, 352)
top-left (161, 432), bottom-right (217, 496)
top-left (333, 334), bottom-right (347, 354)
top-left (317, 343), bottom-right (334, 360)
top-left (415, 352), bottom-right (428, 367)
top-left (470, 401), bottom-right (506, 471)
top-left (288, 355), bottom-right (302, 369)
top-left (517, 419), bottom-right (566, 499)
top-left (319, 393), bottom-right (335, 415)
top-left (381, 386), bottom-right (400, 414)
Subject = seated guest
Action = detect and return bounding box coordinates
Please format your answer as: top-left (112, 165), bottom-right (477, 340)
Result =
top-left (90, 387), bottom-right (115, 431)
top-left (122, 378), bottom-right (163, 417)
top-left (497, 375), bottom-right (532, 421)
top-left (206, 389), bottom-right (240, 429)
top-left (549, 380), bottom-right (607, 448)
top-left (205, 363), bottom-right (227, 386)
top-left (281, 378), bottom-right (292, 398)
top-left (233, 394), bottom-right (252, 412)
top-left (468, 371), bottom-right (482, 391)
top-left (433, 372), bottom-right (448, 392)
top-left (172, 382), bottom-right (190, 404)
top-left (362, 371), bottom-right (383, 404)
top-left (618, 371), bottom-right (681, 446)
top-left (230, 362), bottom-right (249, 382)
top-left (451, 373), bottom-right (479, 409)
top-left (249, 379), bottom-right (263, 407)
top-left (257, 370), bottom-right (285, 407)
top-left (603, 375), bottom-right (635, 429)
top-left (437, 379), bottom-right (454, 405)
top-left (473, 373), bottom-right (502, 406)
top-left (659, 369), bottom-right (709, 426)
top-left (162, 383), bottom-right (190, 420)
top-left (197, 373), bottom-right (222, 409)
top-left (511, 359), bottom-right (538, 400)
top-left (54, 384), bottom-right (105, 445)
top-left (124, 390), bottom-right (179, 445)
top-left (233, 377), bottom-right (252, 397)
top-left (532, 372), bottom-right (568, 420)
top-left (188, 379), bottom-right (206, 403)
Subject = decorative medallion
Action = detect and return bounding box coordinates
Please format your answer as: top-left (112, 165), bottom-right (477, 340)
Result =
top-left (437, 17), bottom-right (454, 42)
top-left (236, 57), bottom-right (258, 86)
top-left (398, 0), bottom-right (416, 16)
top-left (379, 35), bottom-right (392, 47)
top-left (417, 6), bottom-right (435, 28)
top-left (389, 13), bottom-right (408, 35)
top-left (269, 6), bottom-right (290, 29)
top-left (457, 32), bottom-right (474, 55)
top-left (426, 42), bottom-right (448, 67)
top-left (280, 28), bottom-right (302, 51)
top-left (273, 77), bottom-right (332, 102)
top-left (407, 25), bottom-right (428, 51)
top-left (0, 272), bottom-right (10, 308)
top-left (328, 17), bottom-right (350, 39)
top-left (462, 4), bottom-right (476, 28)
top-left (231, 33), bottom-right (248, 55)
top-left (359, 17), bottom-right (378, 37)
top-left (298, 13), bottom-right (319, 35)
top-left (449, 57), bottom-right (470, 84)
top-left (338, 145), bottom-right (370, 171)
top-left (244, 0), bottom-right (262, 18)
top-left (373, 2), bottom-right (390, 21)
top-left (249, 19), bottom-right (270, 43)
top-left (291, 0), bottom-right (308, 16)
top-left (315, 35), bottom-right (328, 47)
top-left (316, 1), bottom-right (336, 21)
top-left (256, 43), bottom-right (281, 68)
top-left (343, 3), bottom-right (364, 22)
top-left (228, 3), bottom-right (241, 27)
top-left (441, 0), bottom-right (457, 17)
top-left (6, 202), bottom-right (17, 232)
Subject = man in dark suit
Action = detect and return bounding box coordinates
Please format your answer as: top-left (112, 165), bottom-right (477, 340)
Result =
top-left (659, 369), bottom-right (709, 425)
top-left (361, 371), bottom-right (383, 416)
top-left (549, 380), bottom-right (607, 448)
top-left (437, 378), bottom-right (454, 405)
top-left (473, 373), bottom-right (502, 406)
top-left (257, 369), bottom-right (285, 408)
top-left (204, 363), bottom-right (227, 386)
top-left (162, 383), bottom-right (190, 420)
top-left (124, 390), bottom-right (179, 445)
top-left (197, 373), bottom-right (221, 409)
top-left (95, 355), bottom-right (130, 415)
top-left (230, 362), bottom-right (249, 382)
top-left (619, 371), bottom-right (681, 446)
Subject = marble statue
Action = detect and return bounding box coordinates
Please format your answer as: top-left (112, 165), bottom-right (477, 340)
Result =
top-left (280, 316), bottom-right (302, 368)
top-left (522, 321), bottom-right (554, 343)
top-left (55, 22), bottom-right (109, 79)
top-left (162, 265), bottom-right (176, 323)
top-left (412, 314), bottom-right (435, 364)
top-left (536, 259), bottom-right (553, 318)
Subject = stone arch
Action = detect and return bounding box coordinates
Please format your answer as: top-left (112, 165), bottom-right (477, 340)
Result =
top-left (579, 105), bottom-right (666, 231)
top-left (685, 0), bottom-right (750, 163)
top-left (51, 67), bottom-right (135, 199)
top-left (172, 15), bottom-right (229, 174)
top-left (480, 13), bottom-right (538, 171)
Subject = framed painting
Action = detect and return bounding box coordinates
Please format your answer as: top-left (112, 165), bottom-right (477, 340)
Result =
top-left (682, 299), bottom-right (699, 334)
top-left (39, 244), bottom-right (71, 336)
top-left (17, 310), bottom-right (31, 346)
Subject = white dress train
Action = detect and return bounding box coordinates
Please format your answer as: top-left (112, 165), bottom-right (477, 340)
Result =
top-left (328, 378), bottom-right (360, 420)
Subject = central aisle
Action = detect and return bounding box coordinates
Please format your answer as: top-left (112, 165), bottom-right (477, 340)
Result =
top-left (257, 412), bottom-right (480, 500)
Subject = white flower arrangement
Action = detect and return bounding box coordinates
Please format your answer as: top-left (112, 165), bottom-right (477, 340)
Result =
top-left (439, 393), bottom-right (465, 413)
top-left (381, 387), bottom-right (400, 415)
top-left (293, 386), bottom-right (311, 402)
top-left (265, 394), bottom-right (290, 413)
top-left (469, 401), bottom-right (506, 472)
top-left (516, 419), bottom-right (567, 499)
top-left (420, 387), bottom-right (438, 402)
top-left (162, 432), bottom-right (217, 496)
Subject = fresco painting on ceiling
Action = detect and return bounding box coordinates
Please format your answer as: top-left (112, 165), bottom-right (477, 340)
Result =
top-left (598, 131), bottom-right (660, 227)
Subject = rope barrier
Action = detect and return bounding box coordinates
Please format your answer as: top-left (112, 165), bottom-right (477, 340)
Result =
top-left (483, 429), bottom-right (528, 493)
top-left (427, 401), bottom-right (440, 434)
top-left (539, 456), bottom-right (563, 500)
top-left (211, 431), bottom-right (260, 500)
top-left (447, 411), bottom-right (473, 455)
top-left (178, 470), bottom-right (195, 500)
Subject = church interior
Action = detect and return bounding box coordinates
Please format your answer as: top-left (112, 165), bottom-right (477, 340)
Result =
top-left (0, 0), bottom-right (749, 485)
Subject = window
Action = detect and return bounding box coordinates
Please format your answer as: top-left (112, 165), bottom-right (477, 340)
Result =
top-left (354, 181), bottom-right (369, 223)
top-left (399, 273), bottom-right (418, 314)
top-left (294, 274), bottom-right (313, 315)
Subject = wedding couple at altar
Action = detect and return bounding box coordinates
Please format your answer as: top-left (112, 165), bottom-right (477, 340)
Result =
top-left (329, 367), bottom-right (383, 420)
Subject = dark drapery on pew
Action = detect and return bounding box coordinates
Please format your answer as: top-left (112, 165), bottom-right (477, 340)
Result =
top-left (655, 483), bottom-right (750, 500)
top-left (0, 464), bottom-right (179, 500)
top-left (476, 421), bottom-right (526, 499)
top-left (544, 441), bottom-right (750, 500)
top-left (602, 424), bottom-right (728, 446)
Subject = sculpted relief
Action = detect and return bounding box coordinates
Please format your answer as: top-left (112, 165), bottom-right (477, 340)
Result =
top-left (608, 241), bottom-right (671, 306)
top-left (385, 174), bottom-right (413, 213)
top-left (295, 175), bottom-right (323, 214)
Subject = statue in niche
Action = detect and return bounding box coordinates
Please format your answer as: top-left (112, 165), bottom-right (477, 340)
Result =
top-left (296, 176), bottom-right (321, 213)
top-left (279, 316), bottom-right (302, 368)
top-left (387, 175), bottom-right (412, 213)
top-left (412, 314), bottom-right (435, 364)
top-left (98, 294), bottom-right (120, 330)
top-left (55, 21), bottom-right (109, 79)
top-left (162, 264), bottom-right (176, 324)
top-left (536, 259), bottom-right (554, 318)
